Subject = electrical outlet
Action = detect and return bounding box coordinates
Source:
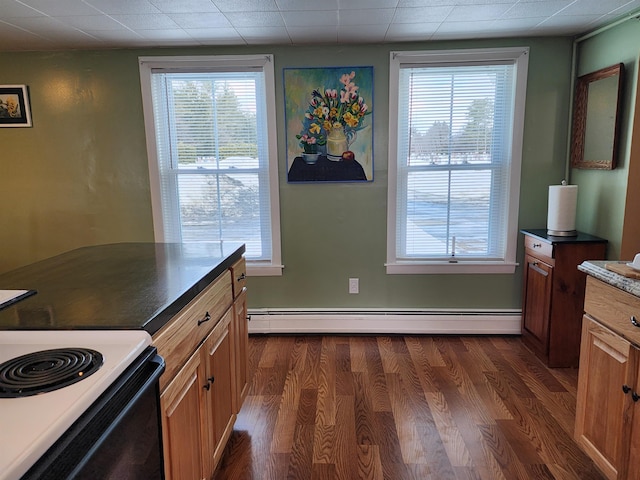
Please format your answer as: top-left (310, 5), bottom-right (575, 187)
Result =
top-left (349, 278), bottom-right (359, 294)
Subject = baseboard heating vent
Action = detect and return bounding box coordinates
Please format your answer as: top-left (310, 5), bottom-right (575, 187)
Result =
top-left (247, 309), bottom-right (522, 335)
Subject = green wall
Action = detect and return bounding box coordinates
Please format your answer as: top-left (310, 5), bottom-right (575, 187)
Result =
top-left (0, 38), bottom-right (574, 310)
top-left (571, 19), bottom-right (640, 260)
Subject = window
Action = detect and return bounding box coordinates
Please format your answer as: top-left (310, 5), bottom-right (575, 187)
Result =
top-left (139, 55), bottom-right (282, 275)
top-left (387, 48), bottom-right (529, 274)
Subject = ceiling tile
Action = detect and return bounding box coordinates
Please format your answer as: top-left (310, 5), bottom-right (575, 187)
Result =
top-left (212, 0), bottom-right (279, 12)
top-left (287, 25), bottom-right (338, 42)
top-left (55, 15), bottom-right (126, 31)
top-left (224, 11), bottom-right (285, 27)
top-left (276, 0), bottom-right (339, 10)
top-left (84, 0), bottom-right (161, 15)
top-left (281, 10), bottom-right (338, 26)
top-left (338, 8), bottom-right (396, 25)
top-left (110, 13), bottom-right (180, 29)
top-left (446, 4), bottom-right (513, 21)
top-left (19, 0), bottom-right (101, 16)
top-left (338, 0), bottom-right (400, 9)
top-left (393, 6), bottom-right (454, 23)
top-left (149, 0), bottom-right (222, 14)
top-left (168, 12), bottom-right (231, 28)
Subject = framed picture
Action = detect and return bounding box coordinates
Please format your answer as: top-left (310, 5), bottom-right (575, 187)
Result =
top-left (283, 66), bottom-right (373, 183)
top-left (0, 85), bottom-right (32, 127)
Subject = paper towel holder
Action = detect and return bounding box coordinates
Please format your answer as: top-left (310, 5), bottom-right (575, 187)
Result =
top-left (547, 180), bottom-right (578, 237)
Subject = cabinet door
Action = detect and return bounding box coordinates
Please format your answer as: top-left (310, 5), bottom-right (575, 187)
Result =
top-left (620, 345), bottom-right (640, 480)
top-left (201, 309), bottom-right (235, 477)
top-left (160, 351), bottom-right (207, 480)
top-left (575, 316), bottom-right (638, 480)
top-left (232, 287), bottom-right (249, 413)
top-left (522, 253), bottom-right (553, 357)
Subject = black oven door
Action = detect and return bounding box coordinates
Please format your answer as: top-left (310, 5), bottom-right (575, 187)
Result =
top-left (22, 346), bottom-right (166, 480)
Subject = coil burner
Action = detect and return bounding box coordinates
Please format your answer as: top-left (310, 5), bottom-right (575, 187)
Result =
top-left (0, 348), bottom-right (104, 397)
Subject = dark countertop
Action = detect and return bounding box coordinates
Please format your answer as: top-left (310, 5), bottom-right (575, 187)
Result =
top-left (520, 228), bottom-right (608, 244)
top-left (0, 242), bottom-right (245, 335)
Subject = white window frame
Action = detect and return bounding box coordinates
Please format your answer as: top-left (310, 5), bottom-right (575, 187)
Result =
top-left (386, 47), bottom-right (529, 275)
top-left (138, 54), bottom-right (283, 276)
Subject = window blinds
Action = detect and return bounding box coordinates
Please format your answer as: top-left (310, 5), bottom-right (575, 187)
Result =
top-left (150, 70), bottom-right (272, 260)
top-left (396, 63), bottom-right (515, 261)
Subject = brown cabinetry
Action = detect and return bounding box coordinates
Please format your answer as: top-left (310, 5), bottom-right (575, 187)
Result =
top-left (575, 277), bottom-right (640, 480)
top-left (521, 229), bottom-right (606, 367)
top-left (153, 257), bottom-right (248, 480)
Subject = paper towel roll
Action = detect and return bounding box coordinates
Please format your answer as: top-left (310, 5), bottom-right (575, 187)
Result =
top-left (547, 183), bottom-right (578, 236)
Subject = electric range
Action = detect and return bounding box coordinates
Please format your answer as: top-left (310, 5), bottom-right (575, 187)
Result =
top-left (0, 330), bottom-right (153, 480)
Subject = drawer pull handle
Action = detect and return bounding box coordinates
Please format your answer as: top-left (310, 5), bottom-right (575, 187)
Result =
top-left (197, 311), bottom-right (212, 326)
top-left (532, 243), bottom-right (542, 248)
top-left (634, 392), bottom-right (640, 403)
top-left (631, 315), bottom-right (640, 328)
top-left (203, 376), bottom-right (215, 391)
top-left (624, 385), bottom-right (632, 394)
top-left (237, 273), bottom-right (246, 281)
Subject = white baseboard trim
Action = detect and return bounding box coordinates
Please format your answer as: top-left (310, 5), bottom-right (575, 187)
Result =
top-left (247, 309), bottom-right (522, 335)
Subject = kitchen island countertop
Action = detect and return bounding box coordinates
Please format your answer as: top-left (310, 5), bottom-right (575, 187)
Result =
top-left (578, 260), bottom-right (640, 298)
top-left (0, 242), bottom-right (245, 335)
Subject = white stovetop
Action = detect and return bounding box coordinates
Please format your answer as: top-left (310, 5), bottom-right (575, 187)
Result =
top-left (0, 329), bottom-right (152, 480)
top-left (0, 290), bottom-right (35, 309)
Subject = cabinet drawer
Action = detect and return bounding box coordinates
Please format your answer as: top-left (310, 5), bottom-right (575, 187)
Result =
top-left (154, 271), bottom-right (233, 391)
top-left (585, 276), bottom-right (640, 346)
top-left (230, 257), bottom-right (246, 298)
top-left (524, 235), bottom-right (554, 261)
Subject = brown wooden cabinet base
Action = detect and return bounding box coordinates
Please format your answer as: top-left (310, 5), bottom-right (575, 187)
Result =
top-left (521, 229), bottom-right (606, 367)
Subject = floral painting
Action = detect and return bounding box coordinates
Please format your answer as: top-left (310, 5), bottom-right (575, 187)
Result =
top-left (284, 66), bottom-right (373, 182)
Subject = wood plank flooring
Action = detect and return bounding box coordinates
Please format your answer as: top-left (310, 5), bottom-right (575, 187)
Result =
top-left (214, 335), bottom-right (604, 480)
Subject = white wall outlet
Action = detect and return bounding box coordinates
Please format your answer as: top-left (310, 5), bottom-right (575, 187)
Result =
top-left (349, 278), bottom-right (359, 294)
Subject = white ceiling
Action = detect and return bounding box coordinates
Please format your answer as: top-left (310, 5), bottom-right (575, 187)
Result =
top-left (0, 0), bottom-right (638, 51)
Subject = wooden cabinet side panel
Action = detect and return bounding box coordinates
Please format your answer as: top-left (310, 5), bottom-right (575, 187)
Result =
top-left (575, 316), bottom-right (631, 480)
top-left (232, 288), bottom-right (249, 413)
top-left (547, 242), bottom-right (606, 367)
top-left (161, 352), bottom-right (206, 480)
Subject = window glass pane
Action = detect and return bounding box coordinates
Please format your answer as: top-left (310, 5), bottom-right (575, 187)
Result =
top-left (396, 61), bottom-right (514, 260)
top-left (150, 69), bottom-right (271, 261)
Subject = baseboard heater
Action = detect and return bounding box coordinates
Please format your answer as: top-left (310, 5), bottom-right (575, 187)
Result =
top-left (247, 309), bottom-right (522, 335)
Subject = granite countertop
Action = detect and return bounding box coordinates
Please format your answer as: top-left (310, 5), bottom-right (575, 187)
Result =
top-left (578, 260), bottom-right (640, 298)
top-left (0, 242), bottom-right (245, 335)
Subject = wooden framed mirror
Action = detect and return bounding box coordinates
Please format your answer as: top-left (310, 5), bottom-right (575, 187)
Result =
top-left (570, 63), bottom-right (624, 169)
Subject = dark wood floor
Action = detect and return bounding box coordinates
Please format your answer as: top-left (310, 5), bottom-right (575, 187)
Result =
top-left (214, 335), bottom-right (604, 480)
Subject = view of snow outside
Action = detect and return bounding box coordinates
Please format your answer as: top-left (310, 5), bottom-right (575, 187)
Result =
top-left (399, 66), bottom-right (505, 258)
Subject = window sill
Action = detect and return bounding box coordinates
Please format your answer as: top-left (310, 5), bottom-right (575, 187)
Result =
top-left (247, 263), bottom-right (284, 277)
top-left (385, 261), bottom-right (518, 275)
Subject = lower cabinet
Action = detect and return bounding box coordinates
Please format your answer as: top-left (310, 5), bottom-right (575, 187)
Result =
top-left (575, 316), bottom-right (638, 480)
top-left (575, 277), bottom-right (640, 480)
top-left (160, 348), bottom-right (206, 480)
top-left (160, 309), bottom-right (235, 480)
